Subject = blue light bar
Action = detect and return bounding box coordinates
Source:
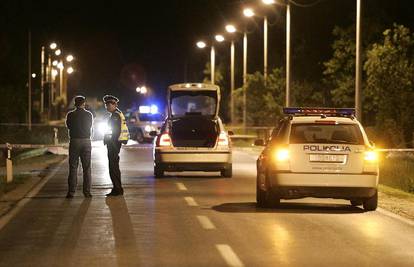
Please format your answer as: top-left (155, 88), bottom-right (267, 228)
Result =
top-left (283, 107), bottom-right (355, 116)
top-left (139, 106), bottom-right (150, 114)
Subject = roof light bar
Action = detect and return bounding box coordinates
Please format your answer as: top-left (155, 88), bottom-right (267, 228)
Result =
top-left (283, 107), bottom-right (355, 116)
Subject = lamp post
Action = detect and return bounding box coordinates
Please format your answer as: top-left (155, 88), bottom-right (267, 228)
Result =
top-left (242, 7), bottom-right (255, 129)
top-left (355, 0), bottom-right (362, 121)
top-left (225, 24), bottom-right (236, 124)
top-left (286, 2), bottom-right (291, 107)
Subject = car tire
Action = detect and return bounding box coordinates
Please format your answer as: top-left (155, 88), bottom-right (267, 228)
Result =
top-left (362, 191), bottom-right (378, 211)
top-left (256, 171), bottom-right (280, 208)
top-left (136, 130), bottom-right (145, 143)
top-left (221, 164), bottom-right (232, 178)
top-left (350, 200), bottom-right (362, 206)
top-left (154, 165), bottom-right (164, 178)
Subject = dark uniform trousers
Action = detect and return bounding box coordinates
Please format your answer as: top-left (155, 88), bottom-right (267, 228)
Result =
top-left (68, 138), bottom-right (92, 195)
top-left (107, 141), bottom-right (123, 193)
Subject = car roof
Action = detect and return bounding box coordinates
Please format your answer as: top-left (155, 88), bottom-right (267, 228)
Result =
top-left (168, 83), bottom-right (219, 91)
top-left (289, 116), bottom-right (359, 124)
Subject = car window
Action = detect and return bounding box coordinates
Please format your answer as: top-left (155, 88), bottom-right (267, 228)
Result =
top-left (170, 91), bottom-right (217, 117)
top-left (289, 123), bottom-right (364, 145)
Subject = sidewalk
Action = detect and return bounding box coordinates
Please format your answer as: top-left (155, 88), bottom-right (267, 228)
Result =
top-left (0, 154), bottom-right (67, 217)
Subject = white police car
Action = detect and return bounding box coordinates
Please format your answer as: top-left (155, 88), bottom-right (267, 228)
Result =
top-left (126, 105), bottom-right (164, 143)
top-left (256, 108), bottom-right (379, 211)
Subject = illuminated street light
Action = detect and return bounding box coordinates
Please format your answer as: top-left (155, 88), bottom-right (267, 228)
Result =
top-left (66, 55), bottom-right (74, 62)
top-left (67, 67), bottom-right (74, 74)
top-left (31, 73), bottom-right (36, 78)
top-left (225, 24), bottom-right (237, 33)
top-left (215, 34), bottom-right (225, 42)
top-left (51, 69), bottom-right (58, 78)
top-left (52, 60), bottom-right (58, 66)
top-left (243, 8), bottom-right (255, 17)
top-left (57, 61), bottom-right (64, 70)
top-left (140, 86), bottom-right (148, 94)
top-left (196, 41), bottom-right (206, 49)
top-left (50, 42), bottom-right (57, 50)
top-left (262, 0), bottom-right (275, 4)
top-left (55, 49), bottom-right (62, 56)
top-left (136, 86), bottom-right (141, 93)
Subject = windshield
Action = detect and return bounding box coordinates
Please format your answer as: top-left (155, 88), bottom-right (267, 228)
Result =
top-left (290, 123), bottom-right (364, 145)
top-left (170, 90), bottom-right (217, 117)
top-left (138, 113), bottom-right (164, 122)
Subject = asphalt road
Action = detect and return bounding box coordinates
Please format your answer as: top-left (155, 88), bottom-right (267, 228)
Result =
top-left (0, 142), bottom-right (413, 267)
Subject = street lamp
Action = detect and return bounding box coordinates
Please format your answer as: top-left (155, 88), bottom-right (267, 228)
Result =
top-left (50, 42), bottom-right (57, 50)
top-left (67, 67), bottom-right (74, 74)
top-left (66, 54), bottom-right (74, 62)
top-left (243, 8), bottom-right (255, 18)
top-left (55, 49), bottom-right (61, 56)
top-left (196, 37), bottom-right (223, 85)
top-left (225, 24), bottom-right (237, 124)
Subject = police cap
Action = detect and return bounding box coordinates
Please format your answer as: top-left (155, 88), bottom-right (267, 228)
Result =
top-left (103, 95), bottom-right (119, 104)
top-left (74, 95), bottom-right (86, 107)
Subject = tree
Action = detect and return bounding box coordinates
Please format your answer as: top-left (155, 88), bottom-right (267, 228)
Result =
top-left (364, 24), bottom-right (414, 147)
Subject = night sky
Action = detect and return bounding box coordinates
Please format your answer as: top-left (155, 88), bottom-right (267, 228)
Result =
top-left (1, 0), bottom-right (414, 109)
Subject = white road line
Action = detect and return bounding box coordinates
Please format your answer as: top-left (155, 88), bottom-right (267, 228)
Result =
top-left (184, 197), bottom-right (198, 206)
top-left (216, 244), bottom-right (244, 267)
top-left (196, 215), bottom-right (216, 230)
top-left (176, 182), bottom-right (187, 191)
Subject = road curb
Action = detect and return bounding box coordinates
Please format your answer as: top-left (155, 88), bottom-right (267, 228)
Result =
top-left (377, 208), bottom-right (414, 227)
top-left (0, 158), bottom-right (67, 231)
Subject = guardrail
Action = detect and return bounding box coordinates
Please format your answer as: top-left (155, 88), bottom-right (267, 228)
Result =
top-left (1, 143), bottom-right (68, 184)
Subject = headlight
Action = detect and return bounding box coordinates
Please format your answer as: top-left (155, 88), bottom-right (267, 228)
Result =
top-left (98, 122), bottom-right (110, 135)
top-left (273, 148), bottom-right (289, 162)
top-left (364, 151), bottom-right (378, 162)
top-left (144, 125), bottom-right (153, 132)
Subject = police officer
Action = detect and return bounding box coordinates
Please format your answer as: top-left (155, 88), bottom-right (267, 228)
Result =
top-left (103, 95), bottom-right (129, 196)
top-left (65, 95), bottom-right (93, 198)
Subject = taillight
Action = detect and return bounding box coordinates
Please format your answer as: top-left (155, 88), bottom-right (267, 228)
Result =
top-left (273, 148), bottom-right (290, 162)
top-left (218, 131), bottom-right (229, 146)
top-left (159, 133), bottom-right (172, 147)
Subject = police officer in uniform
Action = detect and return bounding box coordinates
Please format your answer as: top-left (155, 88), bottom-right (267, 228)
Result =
top-left (65, 95), bottom-right (93, 198)
top-left (103, 95), bottom-right (129, 196)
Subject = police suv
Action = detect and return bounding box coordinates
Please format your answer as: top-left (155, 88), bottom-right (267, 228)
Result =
top-left (256, 108), bottom-right (379, 211)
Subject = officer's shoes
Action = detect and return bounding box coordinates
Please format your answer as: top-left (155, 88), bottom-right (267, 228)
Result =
top-left (106, 191), bottom-right (123, 197)
top-left (84, 193), bottom-right (92, 198)
top-left (66, 193), bottom-right (74, 199)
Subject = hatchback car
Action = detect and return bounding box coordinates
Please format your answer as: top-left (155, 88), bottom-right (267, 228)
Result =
top-left (152, 83), bottom-right (232, 178)
top-left (256, 108), bottom-right (379, 211)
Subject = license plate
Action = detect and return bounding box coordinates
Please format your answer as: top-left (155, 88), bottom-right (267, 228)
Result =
top-left (309, 154), bottom-right (346, 163)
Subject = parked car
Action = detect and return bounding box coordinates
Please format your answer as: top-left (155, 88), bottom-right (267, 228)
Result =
top-left (152, 83), bottom-right (232, 178)
top-left (125, 105), bottom-right (164, 143)
top-left (256, 107), bottom-right (379, 211)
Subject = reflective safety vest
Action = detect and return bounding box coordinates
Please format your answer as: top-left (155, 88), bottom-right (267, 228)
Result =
top-left (117, 110), bottom-right (130, 142)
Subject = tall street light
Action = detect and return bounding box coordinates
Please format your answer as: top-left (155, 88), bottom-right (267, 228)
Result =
top-left (226, 24), bottom-right (236, 124)
top-left (242, 7), bottom-right (255, 129)
top-left (196, 36), bottom-right (224, 85)
top-left (262, 0), bottom-right (275, 84)
top-left (355, 0), bottom-right (362, 121)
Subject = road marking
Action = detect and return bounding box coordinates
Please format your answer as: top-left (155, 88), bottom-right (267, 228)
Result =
top-left (196, 215), bottom-right (215, 229)
top-left (184, 197), bottom-right (198, 206)
top-left (0, 159), bottom-right (66, 231)
top-left (216, 244), bottom-right (244, 267)
top-left (176, 182), bottom-right (187, 191)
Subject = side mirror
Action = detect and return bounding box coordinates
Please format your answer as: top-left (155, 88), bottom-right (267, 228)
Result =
top-left (254, 139), bottom-right (265, 146)
top-left (228, 130), bottom-right (234, 136)
top-left (149, 131), bottom-right (158, 137)
top-left (369, 140), bottom-right (375, 148)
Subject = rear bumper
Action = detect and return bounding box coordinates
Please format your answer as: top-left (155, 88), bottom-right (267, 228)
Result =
top-left (271, 186), bottom-right (377, 199)
top-left (155, 149), bottom-right (232, 164)
top-left (156, 162), bottom-right (230, 172)
top-left (268, 172), bottom-right (378, 199)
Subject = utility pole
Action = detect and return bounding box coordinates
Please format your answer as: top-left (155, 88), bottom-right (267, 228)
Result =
top-left (28, 30), bottom-right (32, 131)
top-left (243, 32), bottom-right (247, 130)
top-left (286, 3), bottom-right (291, 107)
top-left (230, 40), bottom-right (235, 124)
top-left (210, 46), bottom-right (215, 84)
top-left (355, 0), bottom-right (362, 121)
top-left (264, 16), bottom-right (268, 85)
top-left (41, 46), bottom-right (45, 114)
